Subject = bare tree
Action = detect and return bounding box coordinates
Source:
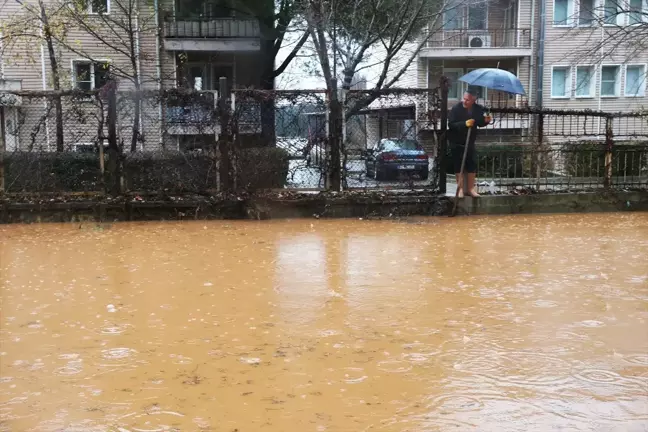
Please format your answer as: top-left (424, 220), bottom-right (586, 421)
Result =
top-left (1, 0), bottom-right (161, 153)
top-left (303, 0), bottom-right (447, 117)
top-left (59, 0), bottom-right (160, 152)
top-left (1, 0), bottom-right (67, 151)
top-left (299, 0), bottom-right (449, 188)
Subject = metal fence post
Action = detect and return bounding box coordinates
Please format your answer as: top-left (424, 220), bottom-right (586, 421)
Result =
top-left (536, 112), bottom-right (544, 191)
top-left (604, 115), bottom-right (613, 188)
top-left (105, 81), bottom-right (121, 195)
top-left (328, 85), bottom-right (343, 192)
top-left (438, 76), bottom-right (449, 194)
top-left (218, 77), bottom-right (233, 193)
top-left (0, 106), bottom-right (5, 194)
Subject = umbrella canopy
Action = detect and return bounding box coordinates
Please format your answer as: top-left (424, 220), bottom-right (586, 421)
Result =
top-left (459, 68), bottom-right (526, 95)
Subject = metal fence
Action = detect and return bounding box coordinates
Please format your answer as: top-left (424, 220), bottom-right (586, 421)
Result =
top-left (463, 106), bottom-right (648, 193)
top-left (0, 83), bottom-right (647, 196)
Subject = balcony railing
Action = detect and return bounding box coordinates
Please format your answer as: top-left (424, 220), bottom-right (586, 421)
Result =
top-left (164, 91), bottom-right (262, 134)
top-left (164, 16), bottom-right (261, 39)
top-left (427, 28), bottom-right (531, 49)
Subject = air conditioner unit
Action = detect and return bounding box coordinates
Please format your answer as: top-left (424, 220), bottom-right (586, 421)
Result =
top-left (467, 34), bottom-right (492, 48)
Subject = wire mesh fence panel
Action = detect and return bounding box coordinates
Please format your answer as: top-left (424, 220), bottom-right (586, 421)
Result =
top-left (2, 92), bottom-right (105, 193)
top-left (231, 90), bottom-right (329, 191)
top-left (343, 89), bottom-right (442, 191)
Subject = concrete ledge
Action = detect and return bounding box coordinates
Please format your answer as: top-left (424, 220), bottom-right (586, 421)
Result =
top-left (0, 193), bottom-right (451, 224)
top-left (456, 191), bottom-right (648, 215)
top-left (1, 191), bottom-right (646, 224)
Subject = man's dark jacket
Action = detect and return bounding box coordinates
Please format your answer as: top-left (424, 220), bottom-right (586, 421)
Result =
top-left (448, 102), bottom-right (487, 148)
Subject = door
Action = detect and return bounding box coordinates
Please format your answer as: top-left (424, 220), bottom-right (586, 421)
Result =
top-left (212, 64), bottom-right (234, 91)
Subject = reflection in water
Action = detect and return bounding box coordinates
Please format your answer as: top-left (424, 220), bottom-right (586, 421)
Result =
top-left (1, 215), bottom-right (647, 431)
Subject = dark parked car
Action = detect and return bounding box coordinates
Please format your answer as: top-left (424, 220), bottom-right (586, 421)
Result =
top-left (365, 139), bottom-right (429, 180)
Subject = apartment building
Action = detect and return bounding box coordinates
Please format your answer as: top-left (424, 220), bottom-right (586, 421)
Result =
top-left (418, 0), bottom-right (647, 112)
top-left (0, 0), bottom-right (270, 151)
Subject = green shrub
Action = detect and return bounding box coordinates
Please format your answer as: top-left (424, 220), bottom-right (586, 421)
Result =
top-left (124, 151), bottom-right (217, 193)
top-left (2, 147), bottom-right (290, 194)
top-left (3, 152), bottom-right (101, 192)
top-left (236, 147), bottom-right (290, 191)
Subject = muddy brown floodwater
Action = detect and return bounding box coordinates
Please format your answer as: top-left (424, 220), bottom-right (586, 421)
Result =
top-left (1, 214), bottom-right (647, 432)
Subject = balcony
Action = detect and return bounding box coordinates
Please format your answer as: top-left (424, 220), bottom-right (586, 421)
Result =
top-left (165, 92), bottom-right (261, 135)
top-left (163, 16), bottom-right (261, 52)
top-left (419, 28), bottom-right (532, 59)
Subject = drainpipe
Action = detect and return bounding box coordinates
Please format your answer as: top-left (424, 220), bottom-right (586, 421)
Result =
top-left (536, 0), bottom-right (546, 107)
top-left (528, 0), bottom-right (536, 106)
top-left (597, 23), bottom-right (604, 136)
top-left (153, 0), bottom-right (163, 148)
top-left (38, 23), bottom-right (51, 150)
top-left (0, 31), bottom-right (5, 79)
top-left (134, 0), bottom-right (143, 150)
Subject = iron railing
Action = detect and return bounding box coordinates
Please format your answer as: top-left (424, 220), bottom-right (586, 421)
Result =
top-left (426, 27), bottom-right (532, 49)
top-left (163, 16), bottom-right (260, 39)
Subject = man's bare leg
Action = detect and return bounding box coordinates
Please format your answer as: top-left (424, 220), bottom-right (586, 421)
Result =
top-left (455, 173), bottom-right (464, 198)
top-left (467, 172), bottom-right (480, 197)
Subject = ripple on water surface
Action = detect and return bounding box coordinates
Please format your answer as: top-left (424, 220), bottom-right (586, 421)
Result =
top-left (1, 215), bottom-right (647, 432)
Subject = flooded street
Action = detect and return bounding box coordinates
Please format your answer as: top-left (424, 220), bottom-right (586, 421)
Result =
top-left (1, 214), bottom-right (647, 432)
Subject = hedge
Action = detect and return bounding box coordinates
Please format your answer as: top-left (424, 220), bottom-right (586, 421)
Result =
top-left (2, 147), bottom-right (290, 194)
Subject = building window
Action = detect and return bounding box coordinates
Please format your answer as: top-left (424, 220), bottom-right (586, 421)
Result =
top-left (551, 66), bottom-right (571, 98)
top-left (553, 0), bottom-right (573, 25)
top-left (445, 69), bottom-right (463, 99)
top-left (575, 66), bottom-right (595, 97)
top-left (603, 0), bottom-right (619, 25)
top-left (73, 61), bottom-right (110, 90)
top-left (578, 0), bottom-right (596, 25)
top-left (82, 0), bottom-right (109, 14)
top-left (625, 65), bottom-right (646, 97)
top-left (443, 1), bottom-right (463, 30)
top-left (467, 3), bottom-right (487, 30)
top-left (600, 65), bottom-right (620, 96)
top-left (629, 0), bottom-right (645, 25)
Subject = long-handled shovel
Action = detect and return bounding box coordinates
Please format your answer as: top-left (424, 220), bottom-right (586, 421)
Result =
top-left (450, 126), bottom-right (472, 217)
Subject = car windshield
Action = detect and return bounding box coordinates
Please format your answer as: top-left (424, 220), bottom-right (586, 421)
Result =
top-left (381, 139), bottom-right (421, 151)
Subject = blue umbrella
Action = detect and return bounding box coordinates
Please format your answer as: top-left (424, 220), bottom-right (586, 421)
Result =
top-left (458, 68), bottom-right (526, 95)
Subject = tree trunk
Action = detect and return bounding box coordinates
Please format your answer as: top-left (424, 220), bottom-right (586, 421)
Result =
top-left (0, 107), bottom-right (5, 193)
top-left (328, 87), bottom-right (342, 191)
top-left (39, 0), bottom-right (64, 152)
top-left (130, 91), bottom-right (141, 153)
top-left (259, 17), bottom-right (276, 148)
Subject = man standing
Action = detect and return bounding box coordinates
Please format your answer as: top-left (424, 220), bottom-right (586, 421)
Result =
top-left (448, 88), bottom-right (491, 198)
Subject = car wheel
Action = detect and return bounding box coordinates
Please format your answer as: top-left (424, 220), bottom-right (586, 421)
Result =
top-left (375, 166), bottom-right (385, 181)
top-left (365, 162), bottom-right (374, 179)
top-left (419, 168), bottom-right (429, 180)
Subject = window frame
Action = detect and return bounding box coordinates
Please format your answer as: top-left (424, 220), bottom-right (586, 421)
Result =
top-left (467, 1), bottom-right (489, 30)
top-left (624, 64), bottom-right (647, 97)
top-left (444, 68), bottom-right (465, 100)
top-left (577, 0), bottom-right (597, 26)
top-left (551, 65), bottom-right (572, 99)
top-left (600, 64), bottom-right (621, 97)
top-left (71, 59), bottom-right (112, 91)
top-left (87, 0), bottom-right (110, 14)
top-left (553, 0), bottom-right (575, 26)
top-left (628, 0), bottom-right (647, 25)
top-left (575, 64), bottom-right (596, 98)
top-left (602, 0), bottom-right (621, 26)
top-left (443, 0), bottom-right (464, 30)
